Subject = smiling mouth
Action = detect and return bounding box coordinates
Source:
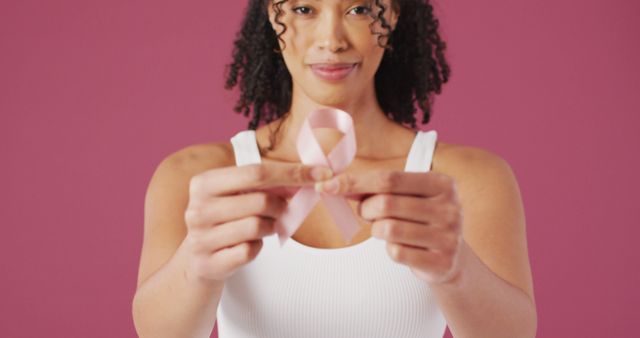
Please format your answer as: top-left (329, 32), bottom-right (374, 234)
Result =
top-left (310, 63), bottom-right (358, 81)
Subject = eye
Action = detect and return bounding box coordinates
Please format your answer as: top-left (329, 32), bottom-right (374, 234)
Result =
top-left (292, 6), bottom-right (313, 15)
top-left (348, 5), bottom-right (372, 16)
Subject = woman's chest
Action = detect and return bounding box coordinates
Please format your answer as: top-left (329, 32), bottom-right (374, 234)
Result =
top-left (289, 158), bottom-right (407, 249)
top-left (217, 236), bottom-right (447, 337)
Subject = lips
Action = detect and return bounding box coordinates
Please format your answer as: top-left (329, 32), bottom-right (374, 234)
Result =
top-left (312, 63), bottom-right (356, 70)
top-left (310, 63), bottom-right (357, 81)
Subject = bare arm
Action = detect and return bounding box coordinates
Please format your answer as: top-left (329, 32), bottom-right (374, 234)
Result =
top-left (131, 143), bottom-right (331, 338)
top-left (319, 145), bottom-right (537, 337)
top-left (431, 148), bottom-right (537, 338)
top-left (132, 242), bottom-right (225, 338)
top-left (132, 145), bottom-right (230, 338)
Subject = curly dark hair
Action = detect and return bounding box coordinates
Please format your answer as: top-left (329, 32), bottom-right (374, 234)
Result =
top-left (224, 0), bottom-right (450, 134)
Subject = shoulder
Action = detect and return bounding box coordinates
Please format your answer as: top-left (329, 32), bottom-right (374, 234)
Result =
top-left (151, 142), bottom-right (236, 183)
top-left (434, 141), bottom-right (517, 187)
top-left (144, 141), bottom-right (237, 216)
top-left (433, 141), bottom-right (522, 212)
top-left (435, 141), bottom-right (509, 169)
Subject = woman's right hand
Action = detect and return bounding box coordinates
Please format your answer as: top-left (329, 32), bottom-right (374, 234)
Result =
top-left (182, 162), bottom-right (333, 285)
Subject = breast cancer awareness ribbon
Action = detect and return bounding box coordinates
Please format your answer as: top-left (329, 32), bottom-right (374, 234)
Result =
top-left (274, 108), bottom-right (360, 247)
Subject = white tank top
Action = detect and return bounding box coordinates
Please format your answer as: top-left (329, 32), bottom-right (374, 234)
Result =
top-left (216, 129), bottom-right (446, 338)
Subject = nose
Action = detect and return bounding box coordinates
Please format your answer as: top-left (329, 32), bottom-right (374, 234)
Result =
top-left (316, 11), bottom-right (348, 52)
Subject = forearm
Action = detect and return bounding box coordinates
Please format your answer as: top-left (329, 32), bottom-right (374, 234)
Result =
top-left (132, 240), bottom-right (225, 338)
top-left (430, 241), bottom-right (537, 338)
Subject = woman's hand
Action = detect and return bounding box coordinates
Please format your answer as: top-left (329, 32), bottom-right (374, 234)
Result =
top-left (316, 170), bottom-right (464, 285)
top-left (183, 162), bottom-right (332, 285)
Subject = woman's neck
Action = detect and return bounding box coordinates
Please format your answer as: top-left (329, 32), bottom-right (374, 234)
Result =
top-left (256, 88), bottom-right (416, 162)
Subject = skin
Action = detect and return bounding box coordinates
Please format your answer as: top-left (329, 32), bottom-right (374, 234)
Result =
top-left (263, 0), bottom-right (537, 335)
top-left (133, 1), bottom-right (537, 337)
top-left (262, 0), bottom-right (459, 283)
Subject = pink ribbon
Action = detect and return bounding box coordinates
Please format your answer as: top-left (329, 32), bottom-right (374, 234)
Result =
top-left (275, 108), bottom-right (360, 247)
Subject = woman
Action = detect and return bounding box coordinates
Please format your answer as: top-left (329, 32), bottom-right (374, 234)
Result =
top-left (132, 1), bottom-right (537, 337)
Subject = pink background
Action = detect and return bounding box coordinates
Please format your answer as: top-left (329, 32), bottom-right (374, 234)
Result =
top-left (1, 0), bottom-right (638, 337)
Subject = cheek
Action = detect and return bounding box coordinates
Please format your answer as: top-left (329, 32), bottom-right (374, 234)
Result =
top-left (356, 38), bottom-right (386, 72)
top-left (278, 22), bottom-right (310, 58)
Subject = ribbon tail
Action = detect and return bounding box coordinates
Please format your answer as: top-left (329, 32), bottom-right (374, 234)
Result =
top-left (321, 194), bottom-right (361, 243)
top-left (275, 187), bottom-right (320, 247)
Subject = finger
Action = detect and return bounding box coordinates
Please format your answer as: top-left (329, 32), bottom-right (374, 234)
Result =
top-left (372, 219), bottom-right (458, 254)
top-left (185, 192), bottom-right (287, 229)
top-left (191, 162), bottom-right (333, 197)
top-left (318, 170), bottom-right (453, 198)
top-left (360, 194), bottom-right (460, 225)
top-left (386, 242), bottom-right (453, 277)
top-left (195, 216), bottom-right (276, 253)
top-left (206, 240), bottom-right (264, 277)
top-left (254, 186), bottom-right (302, 200)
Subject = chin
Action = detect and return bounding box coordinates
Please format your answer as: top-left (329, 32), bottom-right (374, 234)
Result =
top-left (305, 83), bottom-right (358, 105)
top-left (308, 92), bottom-right (353, 108)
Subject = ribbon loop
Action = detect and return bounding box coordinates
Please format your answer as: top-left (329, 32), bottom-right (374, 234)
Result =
top-left (275, 108), bottom-right (360, 247)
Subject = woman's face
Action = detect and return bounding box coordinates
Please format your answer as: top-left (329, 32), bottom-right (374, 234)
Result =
top-left (268, 0), bottom-right (398, 107)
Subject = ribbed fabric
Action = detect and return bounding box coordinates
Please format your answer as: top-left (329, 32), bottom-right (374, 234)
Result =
top-left (217, 130), bottom-right (446, 338)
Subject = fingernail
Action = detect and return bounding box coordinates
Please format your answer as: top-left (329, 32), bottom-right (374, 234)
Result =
top-left (371, 224), bottom-right (385, 238)
top-left (311, 167), bottom-right (333, 181)
top-left (316, 178), bottom-right (339, 194)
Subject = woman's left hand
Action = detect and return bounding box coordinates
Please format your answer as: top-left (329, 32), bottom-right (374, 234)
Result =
top-left (316, 170), bottom-right (465, 285)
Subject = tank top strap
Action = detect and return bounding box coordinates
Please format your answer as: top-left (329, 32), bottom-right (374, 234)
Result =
top-left (230, 129), bottom-right (437, 172)
top-left (404, 130), bottom-right (438, 173)
top-left (230, 130), bottom-right (262, 166)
